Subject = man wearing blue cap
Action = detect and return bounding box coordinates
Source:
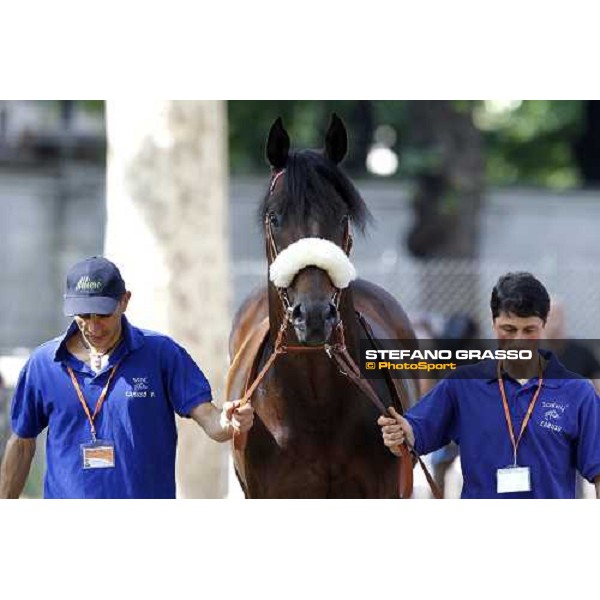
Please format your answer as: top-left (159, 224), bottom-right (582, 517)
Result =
top-left (0, 256), bottom-right (253, 499)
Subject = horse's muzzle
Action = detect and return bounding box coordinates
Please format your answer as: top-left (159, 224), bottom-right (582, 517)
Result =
top-left (291, 300), bottom-right (338, 346)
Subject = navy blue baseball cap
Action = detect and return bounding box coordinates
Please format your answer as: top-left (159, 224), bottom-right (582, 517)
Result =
top-left (63, 256), bottom-right (127, 316)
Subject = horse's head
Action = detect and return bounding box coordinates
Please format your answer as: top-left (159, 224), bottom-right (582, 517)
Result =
top-left (260, 114), bottom-right (371, 346)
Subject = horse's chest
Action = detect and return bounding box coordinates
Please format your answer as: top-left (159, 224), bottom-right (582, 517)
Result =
top-left (243, 430), bottom-right (395, 498)
top-left (241, 370), bottom-right (395, 497)
top-left (252, 393), bottom-right (380, 458)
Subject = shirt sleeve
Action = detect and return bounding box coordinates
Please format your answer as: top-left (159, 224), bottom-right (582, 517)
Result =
top-left (404, 377), bottom-right (458, 455)
top-left (10, 357), bottom-right (49, 438)
top-left (575, 385), bottom-right (600, 483)
top-left (162, 340), bottom-right (213, 417)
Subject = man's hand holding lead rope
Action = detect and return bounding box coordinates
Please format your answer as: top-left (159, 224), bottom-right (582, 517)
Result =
top-left (378, 407), bottom-right (416, 456)
top-left (220, 400), bottom-right (255, 436)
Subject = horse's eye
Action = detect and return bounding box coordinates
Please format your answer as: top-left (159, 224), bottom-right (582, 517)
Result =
top-left (269, 213), bottom-right (280, 228)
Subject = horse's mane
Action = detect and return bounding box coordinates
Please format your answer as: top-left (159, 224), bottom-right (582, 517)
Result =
top-left (259, 150), bottom-right (373, 234)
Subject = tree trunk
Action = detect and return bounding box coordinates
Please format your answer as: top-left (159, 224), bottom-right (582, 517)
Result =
top-left (574, 100), bottom-right (600, 185)
top-left (405, 101), bottom-right (484, 317)
top-left (105, 100), bottom-right (230, 498)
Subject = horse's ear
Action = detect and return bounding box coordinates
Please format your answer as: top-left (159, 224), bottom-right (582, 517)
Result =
top-left (266, 117), bottom-right (290, 170)
top-left (324, 113), bottom-right (348, 165)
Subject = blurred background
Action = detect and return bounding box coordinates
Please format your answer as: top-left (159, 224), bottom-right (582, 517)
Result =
top-left (1, 99), bottom-right (599, 498)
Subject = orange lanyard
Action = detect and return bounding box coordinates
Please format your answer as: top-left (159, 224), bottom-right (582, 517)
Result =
top-left (67, 362), bottom-right (121, 441)
top-left (497, 359), bottom-right (544, 466)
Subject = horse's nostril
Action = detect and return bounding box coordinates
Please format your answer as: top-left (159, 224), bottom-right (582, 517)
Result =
top-left (291, 304), bottom-right (305, 322)
top-left (326, 302), bottom-right (338, 321)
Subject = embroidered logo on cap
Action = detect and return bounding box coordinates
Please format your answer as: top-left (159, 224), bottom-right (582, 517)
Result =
top-left (75, 276), bottom-right (104, 292)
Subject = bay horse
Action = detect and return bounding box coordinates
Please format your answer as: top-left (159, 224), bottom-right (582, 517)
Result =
top-left (226, 114), bottom-right (420, 498)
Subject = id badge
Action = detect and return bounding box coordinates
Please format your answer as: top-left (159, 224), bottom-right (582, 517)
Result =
top-left (81, 440), bottom-right (115, 469)
top-left (496, 465), bottom-right (531, 494)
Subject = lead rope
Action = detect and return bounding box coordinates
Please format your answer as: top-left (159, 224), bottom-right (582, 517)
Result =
top-left (325, 322), bottom-right (442, 499)
top-left (353, 312), bottom-right (443, 499)
top-left (237, 319), bottom-right (287, 408)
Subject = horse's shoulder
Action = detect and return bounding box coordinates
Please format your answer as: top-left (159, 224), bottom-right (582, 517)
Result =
top-left (225, 314), bottom-right (270, 405)
top-left (229, 285), bottom-right (269, 359)
top-left (351, 278), bottom-right (416, 340)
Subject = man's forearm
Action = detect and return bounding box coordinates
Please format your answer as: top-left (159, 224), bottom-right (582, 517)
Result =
top-left (190, 402), bottom-right (233, 443)
top-left (206, 411), bottom-right (233, 442)
top-left (0, 434), bottom-right (36, 499)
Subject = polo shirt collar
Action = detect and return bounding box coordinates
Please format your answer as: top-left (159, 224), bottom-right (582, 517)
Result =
top-left (484, 348), bottom-right (564, 389)
top-left (121, 315), bottom-right (145, 352)
top-left (53, 315), bottom-right (144, 362)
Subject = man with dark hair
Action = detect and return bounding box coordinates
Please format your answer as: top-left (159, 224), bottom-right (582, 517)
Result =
top-left (490, 271), bottom-right (551, 323)
top-left (0, 256), bottom-right (254, 499)
top-left (379, 272), bottom-right (600, 499)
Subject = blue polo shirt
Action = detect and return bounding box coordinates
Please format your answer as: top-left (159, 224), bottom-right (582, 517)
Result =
top-left (406, 350), bottom-right (600, 498)
top-left (10, 316), bottom-right (213, 499)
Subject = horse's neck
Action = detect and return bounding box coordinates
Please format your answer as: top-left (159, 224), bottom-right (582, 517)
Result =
top-left (338, 287), bottom-right (361, 350)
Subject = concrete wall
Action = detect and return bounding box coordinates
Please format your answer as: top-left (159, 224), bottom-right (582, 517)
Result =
top-left (0, 163), bottom-right (105, 351)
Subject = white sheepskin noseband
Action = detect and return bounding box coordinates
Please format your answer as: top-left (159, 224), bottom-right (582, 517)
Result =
top-left (269, 237), bottom-right (357, 289)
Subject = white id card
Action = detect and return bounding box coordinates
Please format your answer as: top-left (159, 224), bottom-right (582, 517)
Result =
top-left (497, 466), bottom-right (531, 493)
top-left (81, 440), bottom-right (115, 469)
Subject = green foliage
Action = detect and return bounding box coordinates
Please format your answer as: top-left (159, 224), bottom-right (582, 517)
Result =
top-left (228, 100), bottom-right (368, 174)
top-left (228, 100), bottom-right (588, 189)
top-left (79, 100), bottom-right (105, 113)
top-left (480, 100), bottom-right (583, 188)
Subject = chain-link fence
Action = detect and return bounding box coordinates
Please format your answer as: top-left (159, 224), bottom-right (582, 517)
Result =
top-left (371, 257), bottom-right (600, 339)
top-left (232, 256), bottom-right (600, 339)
